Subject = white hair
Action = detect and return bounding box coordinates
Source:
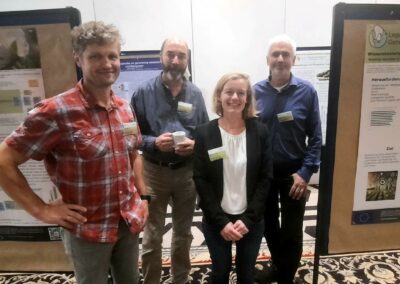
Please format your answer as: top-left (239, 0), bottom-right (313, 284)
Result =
top-left (266, 34), bottom-right (297, 57)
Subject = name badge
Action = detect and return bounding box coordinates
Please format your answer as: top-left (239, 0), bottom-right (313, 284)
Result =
top-left (177, 101), bottom-right (193, 113)
top-left (122, 122), bottom-right (137, 136)
top-left (277, 111), bottom-right (294, 123)
top-left (208, 146), bottom-right (227, 161)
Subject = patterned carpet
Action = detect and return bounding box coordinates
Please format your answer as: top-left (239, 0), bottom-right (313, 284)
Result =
top-left (1, 190), bottom-right (399, 283)
top-left (309, 250), bottom-right (400, 284)
top-left (1, 250), bottom-right (400, 283)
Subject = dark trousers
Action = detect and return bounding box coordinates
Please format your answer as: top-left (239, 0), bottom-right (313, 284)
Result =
top-left (202, 219), bottom-right (264, 284)
top-left (264, 176), bottom-right (306, 284)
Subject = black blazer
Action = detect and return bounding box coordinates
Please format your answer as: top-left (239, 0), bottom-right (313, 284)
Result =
top-left (193, 118), bottom-right (273, 231)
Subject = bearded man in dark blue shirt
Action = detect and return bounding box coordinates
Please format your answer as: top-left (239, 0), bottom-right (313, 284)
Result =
top-left (254, 34), bottom-right (322, 284)
top-left (132, 37), bottom-right (209, 284)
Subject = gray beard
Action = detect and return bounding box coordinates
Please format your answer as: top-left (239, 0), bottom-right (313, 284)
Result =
top-left (163, 70), bottom-right (184, 81)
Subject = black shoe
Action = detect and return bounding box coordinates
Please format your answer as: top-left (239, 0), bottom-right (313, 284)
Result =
top-left (254, 263), bottom-right (278, 283)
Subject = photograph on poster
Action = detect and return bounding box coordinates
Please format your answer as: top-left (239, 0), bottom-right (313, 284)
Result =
top-left (366, 170), bottom-right (397, 201)
top-left (0, 27), bottom-right (40, 70)
top-left (316, 69), bottom-right (330, 80)
top-left (0, 27), bottom-right (43, 115)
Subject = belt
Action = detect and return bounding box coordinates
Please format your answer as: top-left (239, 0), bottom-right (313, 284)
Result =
top-left (144, 156), bottom-right (187, 170)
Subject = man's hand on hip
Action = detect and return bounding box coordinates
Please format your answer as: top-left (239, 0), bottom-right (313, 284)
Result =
top-left (39, 199), bottom-right (87, 229)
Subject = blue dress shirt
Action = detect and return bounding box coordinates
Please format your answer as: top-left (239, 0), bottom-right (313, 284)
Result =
top-left (132, 73), bottom-right (209, 163)
top-left (254, 75), bottom-right (322, 182)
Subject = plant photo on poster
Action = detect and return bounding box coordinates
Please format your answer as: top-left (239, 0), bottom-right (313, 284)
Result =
top-left (0, 27), bottom-right (40, 70)
top-left (366, 171), bottom-right (397, 201)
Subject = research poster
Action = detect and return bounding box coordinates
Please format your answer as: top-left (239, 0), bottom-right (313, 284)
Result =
top-left (112, 51), bottom-right (162, 102)
top-left (0, 27), bottom-right (61, 241)
top-left (352, 23), bottom-right (400, 225)
top-left (292, 48), bottom-right (330, 144)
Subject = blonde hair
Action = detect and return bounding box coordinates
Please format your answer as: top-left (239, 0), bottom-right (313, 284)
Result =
top-left (71, 21), bottom-right (121, 55)
top-left (212, 72), bottom-right (257, 119)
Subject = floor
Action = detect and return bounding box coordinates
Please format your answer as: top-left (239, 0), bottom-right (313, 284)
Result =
top-left (159, 186), bottom-right (318, 267)
top-left (1, 188), bottom-right (399, 283)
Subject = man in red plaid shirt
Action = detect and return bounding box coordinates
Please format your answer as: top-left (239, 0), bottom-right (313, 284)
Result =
top-left (0, 21), bottom-right (148, 284)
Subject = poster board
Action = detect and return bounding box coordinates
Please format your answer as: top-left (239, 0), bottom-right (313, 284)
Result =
top-left (112, 50), bottom-right (163, 102)
top-left (0, 7), bottom-right (80, 271)
top-left (317, 3), bottom-right (400, 256)
top-left (112, 49), bottom-right (193, 103)
top-left (292, 47), bottom-right (330, 144)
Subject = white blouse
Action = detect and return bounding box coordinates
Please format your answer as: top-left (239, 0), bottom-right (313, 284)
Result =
top-left (219, 126), bottom-right (247, 215)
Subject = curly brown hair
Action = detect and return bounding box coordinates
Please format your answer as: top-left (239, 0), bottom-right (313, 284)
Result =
top-left (71, 21), bottom-right (121, 55)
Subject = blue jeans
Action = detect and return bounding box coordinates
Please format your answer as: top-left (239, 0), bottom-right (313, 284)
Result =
top-left (202, 219), bottom-right (264, 284)
top-left (62, 219), bottom-right (139, 284)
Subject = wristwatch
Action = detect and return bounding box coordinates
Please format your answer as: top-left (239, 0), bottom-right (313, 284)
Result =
top-left (140, 194), bottom-right (151, 203)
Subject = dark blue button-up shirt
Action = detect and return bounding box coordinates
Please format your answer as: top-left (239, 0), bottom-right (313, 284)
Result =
top-left (254, 75), bottom-right (322, 182)
top-left (132, 73), bottom-right (209, 163)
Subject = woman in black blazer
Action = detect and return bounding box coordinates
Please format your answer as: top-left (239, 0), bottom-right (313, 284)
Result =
top-left (193, 73), bottom-right (273, 284)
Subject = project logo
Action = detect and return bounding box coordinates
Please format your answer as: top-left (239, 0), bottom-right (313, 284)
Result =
top-left (369, 25), bottom-right (387, 48)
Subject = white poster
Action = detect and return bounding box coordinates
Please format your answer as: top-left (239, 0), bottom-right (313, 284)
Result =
top-left (112, 51), bottom-right (162, 102)
top-left (352, 24), bottom-right (400, 224)
top-left (0, 28), bottom-right (56, 235)
top-left (292, 48), bottom-right (330, 144)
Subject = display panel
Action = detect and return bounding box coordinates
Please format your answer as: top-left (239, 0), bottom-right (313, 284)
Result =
top-left (0, 8), bottom-right (80, 242)
top-left (112, 50), bottom-right (193, 103)
top-left (317, 3), bottom-right (400, 257)
top-left (292, 47), bottom-right (330, 144)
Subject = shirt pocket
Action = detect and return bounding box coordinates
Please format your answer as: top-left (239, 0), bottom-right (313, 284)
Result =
top-left (125, 134), bottom-right (138, 152)
top-left (73, 128), bottom-right (108, 159)
top-left (177, 110), bottom-right (196, 129)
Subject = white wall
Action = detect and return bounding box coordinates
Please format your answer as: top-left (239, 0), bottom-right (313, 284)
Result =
top-left (1, 0), bottom-right (400, 185)
top-left (2, 0), bottom-right (400, 114)
top-left (191, 0), bottom-right (285, 113)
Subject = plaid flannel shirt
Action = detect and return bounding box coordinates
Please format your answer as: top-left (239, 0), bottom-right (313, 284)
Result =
top-left (6, 81), bottom-right (142, 242)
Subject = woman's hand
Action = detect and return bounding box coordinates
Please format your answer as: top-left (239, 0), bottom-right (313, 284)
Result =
top-left (220, 222), bottom-right (243, 241)
top-left (233, 219), bottom-right (249, 235)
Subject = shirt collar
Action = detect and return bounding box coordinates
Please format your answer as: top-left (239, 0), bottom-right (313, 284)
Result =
top-left (77, 80), bottom-right (120, 110)
top-left (267, 73), bottom-right (299, 91)
top-left (158, 72), bottom-right (187, 98)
